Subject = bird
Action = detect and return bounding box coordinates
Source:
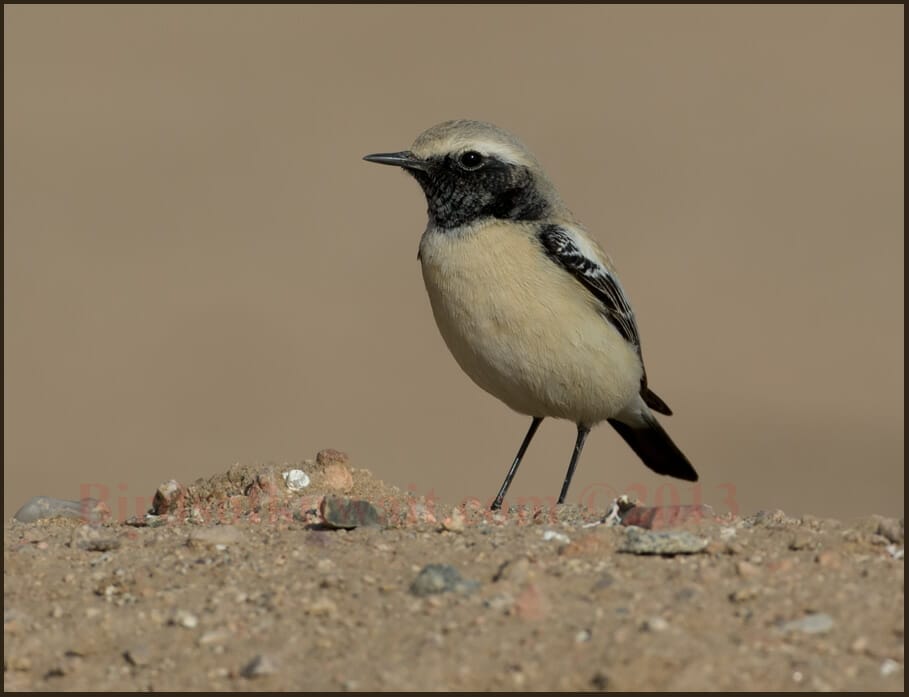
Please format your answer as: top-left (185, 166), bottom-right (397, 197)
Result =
top-left (364, 119), bottom-right (698, 511)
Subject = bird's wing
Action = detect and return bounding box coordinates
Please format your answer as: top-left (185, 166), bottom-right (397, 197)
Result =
top-left (537, 223), bottom-right (641, 349)
top-left (537, 223), bottom-right (672, 415)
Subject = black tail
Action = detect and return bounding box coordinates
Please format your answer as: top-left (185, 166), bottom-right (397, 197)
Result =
top-left (608, 412), bottom-right (698, 482)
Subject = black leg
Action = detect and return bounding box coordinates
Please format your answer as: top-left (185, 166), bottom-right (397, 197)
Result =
top-left (558, 425), bottom-right (591, 505)
top-left (491, 417), bottom-right (544, 511)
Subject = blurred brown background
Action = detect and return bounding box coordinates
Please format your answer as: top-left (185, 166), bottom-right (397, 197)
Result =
top-left (4, 5), bottom-right (903, 521)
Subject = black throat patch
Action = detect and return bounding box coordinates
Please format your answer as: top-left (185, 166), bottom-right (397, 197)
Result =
top-left (408, 156), bottom-right (550, 229)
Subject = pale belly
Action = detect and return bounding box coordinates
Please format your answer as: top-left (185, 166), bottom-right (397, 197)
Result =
top-left (418, 224), bottom-right (642, 426)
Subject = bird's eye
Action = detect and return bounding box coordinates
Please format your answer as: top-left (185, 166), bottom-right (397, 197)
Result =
top-left (457, 151), bottom-right (485, 171)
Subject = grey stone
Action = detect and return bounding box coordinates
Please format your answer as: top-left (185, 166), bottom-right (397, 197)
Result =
top-left (241, 654), bottom-right (278, 678)
top-left (123, 644), bottom-right (152, 667)
top-left (410, 564), bottom-right (480, 596)
top-left (492, 557), bottom-right (530, 584)
top-left (590, 671), bottom-right (610, 690)
top-left (14, 496), bottom-right (106, 524)
top-left (618, 526), bottom-right (708, 555)
top-left (320, 496), bottom-right (383, 529)
top-left (877, 517), bottom-right (904, 544)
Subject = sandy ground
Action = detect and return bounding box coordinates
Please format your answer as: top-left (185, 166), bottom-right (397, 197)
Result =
top-left (4, 451), bottom-right (904, 692)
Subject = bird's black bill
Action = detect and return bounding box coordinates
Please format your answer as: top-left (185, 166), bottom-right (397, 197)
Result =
top-left (362, 150), bottom-right (427, 171)
top-left (491, 417), bottom-right (544, 511)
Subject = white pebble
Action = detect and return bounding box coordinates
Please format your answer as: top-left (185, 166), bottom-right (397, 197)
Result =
top-left (542, 530), bottom-right (571, 544)
top-left (880, 659), bottom-right (901, 677)
top-left (283, 469), bottom-right (311, 491)
top-left (173, 610), bottom-right (199, 629)
top-left (642, 617), bottom-right (669, 632)
top-left (719, 526), bottom-right (738, 540)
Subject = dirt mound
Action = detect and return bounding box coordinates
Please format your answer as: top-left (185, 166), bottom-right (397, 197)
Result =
top-left (4, 455), bottom-right (904, 691)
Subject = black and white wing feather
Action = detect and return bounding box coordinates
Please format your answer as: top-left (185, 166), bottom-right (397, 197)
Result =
top-left (538, 224), bottom-right (672, 415)
top-left (538, 224), bottom-right (640, 348)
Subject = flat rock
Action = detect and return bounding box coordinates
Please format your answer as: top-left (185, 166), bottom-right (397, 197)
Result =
top-left (320, 496), bottom-right (382, 529)
top-left (618, 526), bottom-right (709, 556)
top-left (14, 497), bottom-right (107, 524)
top-left (780, 613), bottom-right (835, 634)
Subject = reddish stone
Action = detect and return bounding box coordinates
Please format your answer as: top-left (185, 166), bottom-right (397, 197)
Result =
top-left (316, 449), bottom-right (350, 468)
top-left (514, 583), bottom-right (549, 621)
top-left (322, 463), bottom-right (354, 493)
top-left (621, 504), bottom-right (715, 530)
top-left (152, 480), bottom-right (187, 516)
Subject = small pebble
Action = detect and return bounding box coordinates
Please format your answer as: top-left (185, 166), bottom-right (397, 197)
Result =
top-left (880, 658), bottom-right (901, 677)
top-left (410, 502), bottom-right (438, 525)
top-left (410, 564), bottom-right (479, 596)
top-left (322, 463), bottom-right (354, 493)
top-left (199, 628), bottom-right (232, 646)
top-left (241, 654), bottom-right (277, 679)
top-left (735, 561), bottom-right (760, 578)
top-left (780, 612), bottom-right (834, 635)
top-left (187, 526), bottom-right (241, 548)
top-left (876, 517), bottom-right (904, 545)
top-left (719, 526), bottom-right (738, 540)
top-left (171, 610), bottom-right (199, 629)
top-left (5, 655), bottom-right (32, 672)
top-left (441, 508), bottom-right (466, 532)
top-left (316, 558), bottom-right (336, 573)
top-left (789, 531), bottom-right (816, 551)
top-left (304, 597), bottom-right (338, 617)
top-left (850, 636), bottom-right (869, 654)
top-left (72, 526), bottom-right (121, 552)
top-left (484, 593), bottom-right (515, 612)
top-left (282, 469), bottom-right (310, 492)
top-left (123, 644), bottom-right (152, 667)
top-left (729, 587), bottom-right (760, 603)
top-left (590, 671), bottom-right (610, 690)
top-left (815, 551), bottom-right (841, 568)
top-left (542, 530), bottom-right (571, 544)
top-left (152, 480), bottom-right (187, 516)
top-left (493, 557), bottom-right (530, 584)
top-left (641, 617), bottom-right (669, 632)
top-left (514, 582), bottom-right (548, 621)
top-left (748, 509), bottom-right (789, 527)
